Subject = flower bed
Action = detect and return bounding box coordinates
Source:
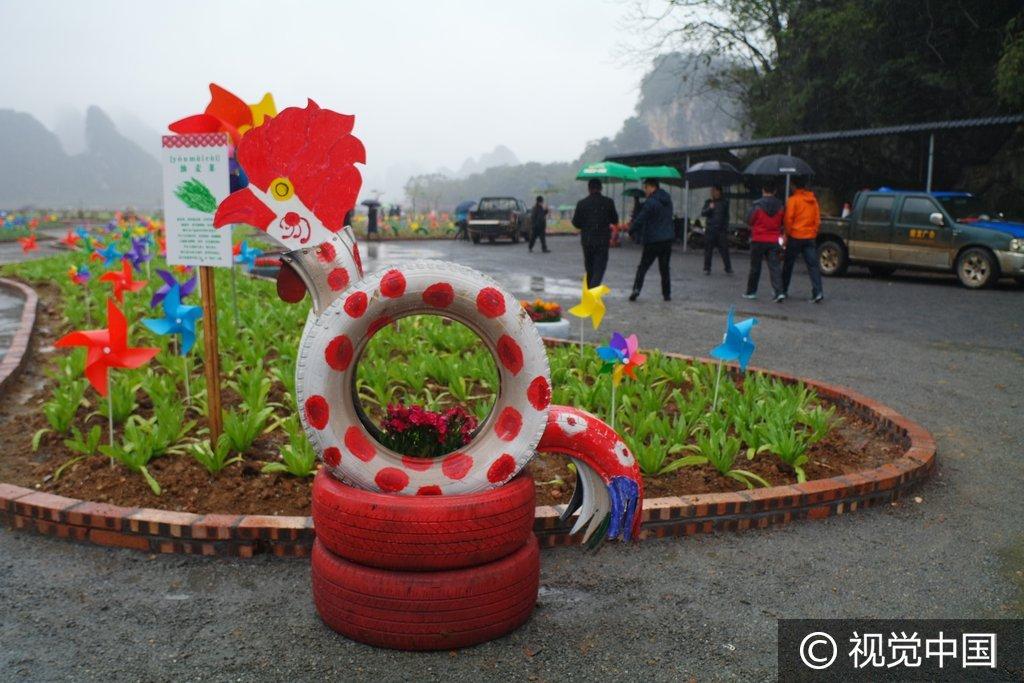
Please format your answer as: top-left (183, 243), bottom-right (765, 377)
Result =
top-left (0, 249), bottom-right (915, 520)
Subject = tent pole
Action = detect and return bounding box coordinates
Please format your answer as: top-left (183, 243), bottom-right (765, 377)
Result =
top-left (926, 133), bottom-right (934, 192)
top-left (682, 154), bottom-right (690, 253)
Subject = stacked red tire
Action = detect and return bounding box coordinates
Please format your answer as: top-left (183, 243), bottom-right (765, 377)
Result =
top-left (310, 470), bottom-right (539, 650)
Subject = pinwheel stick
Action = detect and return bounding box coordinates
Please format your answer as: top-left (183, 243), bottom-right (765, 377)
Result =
top-left (229, 264), bottom-right (240, 329)
top-left (106, 370), bottom-right (115, 459)
top-left (610, 380), bottom-right (617, 431)
top-left (579, 317), bottom-right (585, 355)
top-left (712, 361), bottom-right (724, 411)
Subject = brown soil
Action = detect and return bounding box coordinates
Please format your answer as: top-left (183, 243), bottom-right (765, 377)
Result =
top-left (0, 279), bottom-right (905, 516)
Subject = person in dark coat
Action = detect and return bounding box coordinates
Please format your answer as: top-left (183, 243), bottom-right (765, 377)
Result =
top-left (701, 185), bottom-right (732, 274)
top-left (528, 195), bottom-right (550, 253)
top-left (572, 179), bottom-right (619, 286)
top-left (743, 180), bottom-right (786, 301)
top-left (367, 204), bottom-right (379, 240)
top-left (628, 178), bottom-right (675, 302)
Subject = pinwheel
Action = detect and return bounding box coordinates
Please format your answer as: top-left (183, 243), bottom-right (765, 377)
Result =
top-left (150, 268), bottom-right (197, 308)
top-left (597, 332), bottom-right (647, 429)
top-left (74, 226), bottom-right (91, 242)
top-left (93, 242), bottom-right (121, 267)
top-left (67, 264), bottom-right (91, 286)
top-left (233, 240), bottom-right (263, 271)
top-left (709, 307), bottom-right (758, 408)
top-left (59, 230), bottom-right (81, 250)
top-left (99, 260), bottom-right (147, 303)
top-left (568, 276), bottom-right (611, 353)
top-left (126, 237), bottom-right (151, 272)
top-left (142, 283), bottom-right (203, 355)
top-left (55, 298), bottom-right (159, 445)
top-left (17, 234), bottom-right (37, 253)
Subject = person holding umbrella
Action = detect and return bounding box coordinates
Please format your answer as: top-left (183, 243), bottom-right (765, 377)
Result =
top-left (700, 185), bottom-right (733, 275)
top-left (628, 178), bottom-right (674, 302)
top-left (782, 176), bottom-right (824, 303)
top-left (572, 179), bottom-right (619, 286)
top-left (743, 179), bottom-right (786, 302)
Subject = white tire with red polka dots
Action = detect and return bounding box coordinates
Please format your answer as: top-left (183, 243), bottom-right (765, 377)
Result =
top-left (312, 469), bottom-right (536, 571)
top-left (296, 260), bottom-right (552, 496)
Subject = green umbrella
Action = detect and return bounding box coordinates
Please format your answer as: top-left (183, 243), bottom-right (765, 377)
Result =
top-left (633, 165), bottom-right (682, 180)
top-left (576, 162), bottom-right (639, 181)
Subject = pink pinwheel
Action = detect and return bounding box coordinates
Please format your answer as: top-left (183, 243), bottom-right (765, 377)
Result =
top-left (99, 260), bottom-right (147, 303)
top-left (54, 298), bottom-right (159, 396)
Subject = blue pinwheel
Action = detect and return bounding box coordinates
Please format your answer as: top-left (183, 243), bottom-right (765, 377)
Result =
top-left (142, 283), bottom-right (202, 355)
top-left (93, 242), bottom-right (121, 268)
top-left (234, 240), bottom-right (263, 271)
top-left (710, 307), bottom-right (758, 371)
top-left (74, 225), bottom-right (91, 242)
top-left (150, 268), bottom-right (197, 308)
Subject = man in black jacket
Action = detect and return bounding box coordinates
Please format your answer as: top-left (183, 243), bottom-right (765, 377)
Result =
top-left (629, 178), bottom-right (675, 302)
top-left (572, 179), bottom-right (618, 286)
top-left (528, 195), bottom-right (550, 253)
top-left (700, 185), bottom-right (732, 274)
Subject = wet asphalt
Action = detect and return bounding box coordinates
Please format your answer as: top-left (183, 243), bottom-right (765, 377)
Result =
top-left (1, 235), bottom-right (1022, 682)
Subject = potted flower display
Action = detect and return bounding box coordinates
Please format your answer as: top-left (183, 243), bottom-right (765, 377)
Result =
top-left (521, 298), bottom-right (571, 339)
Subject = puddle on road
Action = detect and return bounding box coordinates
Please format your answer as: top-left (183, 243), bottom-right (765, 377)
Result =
top-left (537, 585), bottom-right (593, 606)
top-left (498, 274), bottom-right (581, 298)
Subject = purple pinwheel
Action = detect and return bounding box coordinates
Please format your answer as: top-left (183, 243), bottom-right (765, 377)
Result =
top-left (150, 268), bottom-right (197, 309)
top-left (126, 237), bottom-right (151, 271)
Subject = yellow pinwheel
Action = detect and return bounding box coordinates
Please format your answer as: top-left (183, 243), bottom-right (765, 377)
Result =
top-left (569, 276), bottom-right (610, 330)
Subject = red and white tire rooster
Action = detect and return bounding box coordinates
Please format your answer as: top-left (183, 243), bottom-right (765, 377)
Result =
top-left (213, 101), bottom-right (642, 545)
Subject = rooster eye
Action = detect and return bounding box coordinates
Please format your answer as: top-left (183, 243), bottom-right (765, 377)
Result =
top-left (270, 177), bottom-right (295, 201)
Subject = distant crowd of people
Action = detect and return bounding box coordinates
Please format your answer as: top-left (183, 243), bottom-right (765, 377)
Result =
top-left (563, 176), bottom-right (824, 304)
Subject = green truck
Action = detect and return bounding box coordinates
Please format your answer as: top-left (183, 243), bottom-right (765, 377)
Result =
top-left (817, 189), bottom-right (1024, 289)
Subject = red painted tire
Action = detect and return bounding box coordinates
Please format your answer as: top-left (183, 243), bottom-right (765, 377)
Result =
top-left (296, 260), bottom-right (552, 495)
top-left (311, 535), bottom-right (539, 651)
top-left (311, 469), bottom-right (535, 570)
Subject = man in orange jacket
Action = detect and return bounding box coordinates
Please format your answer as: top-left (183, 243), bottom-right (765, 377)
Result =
top-left (782, 176), bottom-right (824, 303)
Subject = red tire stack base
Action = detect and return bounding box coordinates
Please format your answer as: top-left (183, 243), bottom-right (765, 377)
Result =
top-left (310, 469), bottom-right (539, 650)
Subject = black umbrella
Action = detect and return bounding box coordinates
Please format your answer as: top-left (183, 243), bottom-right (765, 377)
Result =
top-left (684, 160), bottom-right (742, 188)
top-left (622, 188), bottom-right (645, 198)
top-left (743, 154), bottom-right (814, 177)
top-left (361, 199), bottom-right (382, 208)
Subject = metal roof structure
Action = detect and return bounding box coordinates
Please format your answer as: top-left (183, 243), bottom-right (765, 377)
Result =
top-left (604, 115), bottom-right (1024, 167)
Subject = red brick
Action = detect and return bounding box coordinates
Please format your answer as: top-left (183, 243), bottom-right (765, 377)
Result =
top-left (65, 502), bottom-right (135, 530)
top-left (13, 491), bottom-right (81, 521)
top-left (0, 483), bottom-right (32, 511)
top-left (89, 528), bottom-right (152, 551)
top-left (797, 478), bottom-right (844, 504)
top-left (235, 515), bottom-right (309, 540)
top-left (128, 508), bottom-right (200, 537)
top-left (189, 514), bottom-right (241, 540)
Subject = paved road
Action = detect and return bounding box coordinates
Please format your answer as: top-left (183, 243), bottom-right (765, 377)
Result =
top-left (2, 237), bottom-right (1022, 682)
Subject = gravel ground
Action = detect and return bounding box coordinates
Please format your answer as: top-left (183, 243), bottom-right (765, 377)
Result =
top-left (2, 236), bottom-right (1022, 682)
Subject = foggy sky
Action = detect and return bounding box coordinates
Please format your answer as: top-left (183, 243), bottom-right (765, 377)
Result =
top-left (1, 0), bottom-right (645, 197)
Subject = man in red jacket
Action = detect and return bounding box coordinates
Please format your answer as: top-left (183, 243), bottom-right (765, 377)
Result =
top-left (743, 180), bottom-right (786, 302)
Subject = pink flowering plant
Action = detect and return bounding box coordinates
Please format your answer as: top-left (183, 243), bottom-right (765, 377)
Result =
top-left (379, 404), bottom-right (478, 458)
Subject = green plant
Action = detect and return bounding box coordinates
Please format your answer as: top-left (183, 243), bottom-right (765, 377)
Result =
top-left (262, 416), bottom-right (317, 477)
top-left (665, 428), bottom-right (771, 489)
top-left (758, 418), bottom-right (811, 482)
top-left (189, 436), bottom-right (242, 475)
top-left (99, 418), bottom-right (164, 494)
top-left (34, 378), bottom-right (88, 448)
top-left (800, 404), bottom-right (839, 445)
top-left (53, 425), bottom-right (104, 480)
top-left (222, 406), bottom-right (275, 453)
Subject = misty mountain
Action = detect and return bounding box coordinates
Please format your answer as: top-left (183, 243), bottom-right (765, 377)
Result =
top-left (403, 53), bottom-right (742, 210)
top-left (0, 106), bottom-right (160, 208)
top-left (456, 145), bottom-right (520, 178)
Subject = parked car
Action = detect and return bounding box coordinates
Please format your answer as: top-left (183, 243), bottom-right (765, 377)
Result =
top-left (817, 189), bottom-right (1024, 289)
top-left (467, 197), bottom-right (526, 244)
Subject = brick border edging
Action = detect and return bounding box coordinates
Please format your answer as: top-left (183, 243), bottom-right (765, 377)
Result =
top-left (0, 283), bottom-right (935, 558)
top-left (0, 278), bottom-right (39, 393)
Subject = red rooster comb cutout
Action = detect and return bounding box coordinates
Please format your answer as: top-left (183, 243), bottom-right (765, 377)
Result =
top-left (214, 100), bottom-right (365, 239)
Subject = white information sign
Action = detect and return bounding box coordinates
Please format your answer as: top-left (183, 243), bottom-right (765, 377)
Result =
top-left (161, 133), bottom-right (232, 267)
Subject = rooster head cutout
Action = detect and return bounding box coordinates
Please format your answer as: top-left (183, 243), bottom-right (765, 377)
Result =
top-left (213, 101), bottom-right (366, 309)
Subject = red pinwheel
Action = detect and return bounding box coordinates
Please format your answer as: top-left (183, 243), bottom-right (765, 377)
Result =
top-left (17, 234), bottom-right (37, 253)
top-left (99, 260), bottom-right (147, 302)
top-left (54, 298), bottom-right (159, 396)
top-left (59, 230), bottom-right (81, 250)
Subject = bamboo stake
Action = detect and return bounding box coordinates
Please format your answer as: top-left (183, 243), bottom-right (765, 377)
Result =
top-left (199, 266), bottom-right (223, 443)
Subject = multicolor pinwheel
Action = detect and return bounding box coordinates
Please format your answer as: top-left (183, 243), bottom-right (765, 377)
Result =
top-left (67, 264), bottom-right (91, 286)
top-left (709, 307), bottom-right (758, 408)
top-left (99, 260), bottom-right (147, 303)
top-left (17, 234), bottom-right (37, 253)
top-left (93, 242), bottom-right (121, 267)
top-left (54, 298), bottom-right (159, 396)
top-left (142, 283), bottom-right (203, 355)
top-left (233, 240), bottom-right (263, 271)
top-left (568, 276), bottom-right (611, 352)
top-left (596, 332), bottom-right (647, 429)
top-left (150, 268), bottom-right (197, 308)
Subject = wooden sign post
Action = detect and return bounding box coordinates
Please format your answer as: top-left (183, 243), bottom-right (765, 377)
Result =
top-left (161, 133), bottom-right (233, 445)
top-left (199, 266), bottom-right (223, 442)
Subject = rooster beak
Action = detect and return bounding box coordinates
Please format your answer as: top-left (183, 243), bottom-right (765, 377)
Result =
top-left (213, 188), bottom-right (275, 231)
